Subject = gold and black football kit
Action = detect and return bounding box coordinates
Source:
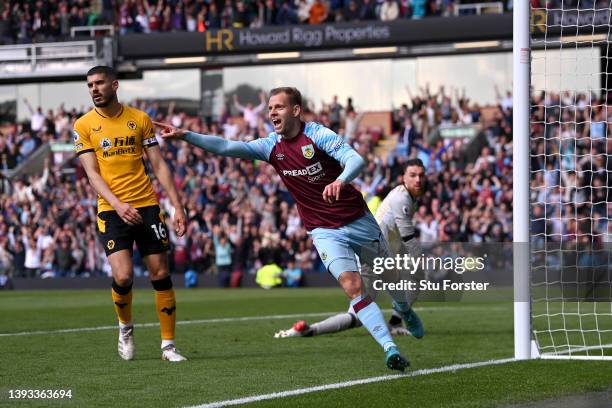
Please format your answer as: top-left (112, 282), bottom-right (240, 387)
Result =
top-left (74, 105), bottom-right (169, 256)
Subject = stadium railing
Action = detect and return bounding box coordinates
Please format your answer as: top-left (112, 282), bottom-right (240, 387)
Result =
top-left (70, 25), bottom-right (115, 38)
top-left (455, 2), bottom-right (504, 16)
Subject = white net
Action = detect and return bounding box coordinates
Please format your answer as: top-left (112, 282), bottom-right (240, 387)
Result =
top-left (530, 1), bottom-right (612, 359)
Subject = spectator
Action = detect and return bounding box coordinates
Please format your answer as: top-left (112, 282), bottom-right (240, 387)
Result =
top-left (0, 134), bottom-right (18, 170)
top-left (23, 233), bottom-right (41, 278)
top-left (259, 0), bottom-right (278, 25)
top-left (380, 0), bottom-right (400, 20)
top-left (276, 1), bottom-right (297, 24)
top-left (0, 8), bottom-right (12, 44)
top-left (213, 226), bottom-right (233, 287)
top-left (135, 6), bottom-right (150, 33)
top-left (11, 239), bottom-right (26, 278)
top-left (23, 98), bottom-right (45, 133)
top-left (296, 0), bottom-right (311, 23)
top-left (233, 92), bottom-right (267, 132)
top-left (343, 0), bottom-right (361, 21)
top-left (54, 239), bottom-right (74, 277)
top-left (344, 109), bottom-right (364, 142)
top-left (412, 0), bottom-right (427, 18)
top-left (172, 4), bottom-right (185, 31)
top-left (17, 132), bottom-right (37, 162)
top-left (326, 95), bottom-right (343, 133)
top-left (359, 0), bottom-right (378, 20)
top-left (233, 1), bottom-right (252, 28)
top-left (186, 10), bottom-right (197, 32)
top-left (283, 259), bottom-right (303, 287)
top-left (118, 2), bottom-right (135, 35)
top-left (308, 0), bottom-right (328, 24)
top-left (207, 2), bottom-right (222, 29)
top-left (256, 261), bottom-right (283, 289)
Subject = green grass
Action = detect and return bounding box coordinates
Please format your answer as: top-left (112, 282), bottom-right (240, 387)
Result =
top-left (0, 288), bottom-right (610, 407)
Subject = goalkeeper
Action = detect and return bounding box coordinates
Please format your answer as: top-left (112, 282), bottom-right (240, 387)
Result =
top-left (275, 159), bottom-right (427, 339)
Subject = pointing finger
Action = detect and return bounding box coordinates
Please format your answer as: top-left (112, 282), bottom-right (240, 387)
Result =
top-left (152, 121), bottom-right (171, 129)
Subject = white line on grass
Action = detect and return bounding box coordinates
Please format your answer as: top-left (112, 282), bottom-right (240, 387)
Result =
top-left (0, 306), bottom-right (507, 337)
top-left (187, 357), bottom-right (516, 408)
top-left (0, 312), bottom-right (338, 337)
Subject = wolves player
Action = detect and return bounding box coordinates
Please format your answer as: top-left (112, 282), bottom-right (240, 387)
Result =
top-left (275, 159), bottom-right (427, 339)
top-left (74, 66), bottom-right (187, 362)
top-left (155, 87), bottom-right (409, 371)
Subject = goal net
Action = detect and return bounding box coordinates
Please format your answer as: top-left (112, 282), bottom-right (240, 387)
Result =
top-left (529, 1), bottom-right (612, 360)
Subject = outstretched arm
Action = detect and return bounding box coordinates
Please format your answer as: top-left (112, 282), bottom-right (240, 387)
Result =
top-left (22, 97), bottom-right (34, 114)
top-left (153, 121), bottom-right (272, 162)
top-left (233, 95), bottom-right (245, 112)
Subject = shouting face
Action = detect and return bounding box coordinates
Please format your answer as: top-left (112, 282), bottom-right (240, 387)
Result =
top-left (268, 91), bottom-right (301, 137)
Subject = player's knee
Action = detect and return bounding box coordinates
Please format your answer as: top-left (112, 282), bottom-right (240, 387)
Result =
top-left (145, 255), bottom-right (170, 280)
top-left (114, 275), bottom-right (133, 287)
top-left (338, 271), bottom-right (362, 299)
top-left (149, 267), bottom-right (169, 280)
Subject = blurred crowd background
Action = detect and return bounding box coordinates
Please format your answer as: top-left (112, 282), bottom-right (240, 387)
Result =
top-left (1, 0), bottom-right (611, 287)
top-left (2, 78), bottom-right (608, 284)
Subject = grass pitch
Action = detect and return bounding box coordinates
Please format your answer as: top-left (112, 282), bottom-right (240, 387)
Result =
top-left (0, 288), bottom-right (610, 407)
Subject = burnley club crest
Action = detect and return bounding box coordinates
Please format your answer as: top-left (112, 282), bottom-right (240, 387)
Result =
top-left (301, 144), bottom-right (314, 159)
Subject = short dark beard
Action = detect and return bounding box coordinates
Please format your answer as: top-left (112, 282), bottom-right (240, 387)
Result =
top-left (93, 96), bottom-right (110, 108)
top-left (405, 184), bottom-right (425, 199)
top-left (92, 93), bottom-right (116, 108)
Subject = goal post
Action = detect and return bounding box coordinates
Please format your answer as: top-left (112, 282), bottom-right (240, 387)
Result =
top-left (517, 1), bottom-right (612, 361)
top-left (513, 0), bottom-right (532, 361)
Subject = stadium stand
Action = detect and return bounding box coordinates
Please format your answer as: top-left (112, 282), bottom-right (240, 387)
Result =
top-left (0, 83), bottom-right (528, 282)
top-left (0, 0), bottom-right (514, 44)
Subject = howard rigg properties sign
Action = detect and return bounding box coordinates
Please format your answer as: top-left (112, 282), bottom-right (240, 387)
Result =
top-left (204, 23), bottom-right (392, 52)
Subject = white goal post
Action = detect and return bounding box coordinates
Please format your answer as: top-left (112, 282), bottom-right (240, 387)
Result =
top-left (513, 0), bottom-right (532, 361)
top-left (514, 1), bottom-right (612, 361)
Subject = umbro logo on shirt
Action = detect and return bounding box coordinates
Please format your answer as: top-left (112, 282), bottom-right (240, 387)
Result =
top-left (276, 153), bottom-right (285, 161)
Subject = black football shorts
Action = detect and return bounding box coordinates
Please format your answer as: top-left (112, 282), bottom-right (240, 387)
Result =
top-left (97, 205), bottom-right (171, 257)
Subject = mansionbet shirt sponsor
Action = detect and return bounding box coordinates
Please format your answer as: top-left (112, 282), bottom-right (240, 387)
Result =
top-left (73, 105), bottom-right (159, 213)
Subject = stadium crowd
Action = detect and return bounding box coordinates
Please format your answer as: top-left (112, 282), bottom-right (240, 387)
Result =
top-left (1, 84), bottom-right (610, 282)
top-left (0, 0), bottom-right (515, 44)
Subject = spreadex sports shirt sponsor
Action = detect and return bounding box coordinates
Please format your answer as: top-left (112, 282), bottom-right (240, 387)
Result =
top-left (282, 161), bottom-right (323, 177)
top-left (282, 161), bottom-right (326, 183)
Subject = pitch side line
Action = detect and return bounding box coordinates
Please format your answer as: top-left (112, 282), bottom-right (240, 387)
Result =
top-left (0, 306), bottom-right (507, 337)
top-left (187, 358), bottom-right (516, 408)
